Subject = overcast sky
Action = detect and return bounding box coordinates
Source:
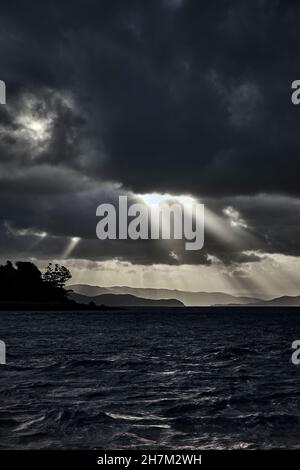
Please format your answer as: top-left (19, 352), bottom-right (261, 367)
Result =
top-left (0, 0), bottom-right (300, 296)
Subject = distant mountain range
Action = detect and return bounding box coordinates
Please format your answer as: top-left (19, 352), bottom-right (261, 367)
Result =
top-left (67, 284), bottom-right (261, 307)
top-left (69, 291), bottom-right (183, 307)
top-left (248, 295), bottom-right (300, 307)
top-left (68, 284), bottom-right (300, 307)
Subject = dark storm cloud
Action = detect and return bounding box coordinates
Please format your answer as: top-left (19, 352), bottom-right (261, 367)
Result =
top-left (0, 0), bottom-right (300, 266)
top-left (1, 0), bottom-right (300, 196)
top-left (1, 186), bottom-right (299, 266)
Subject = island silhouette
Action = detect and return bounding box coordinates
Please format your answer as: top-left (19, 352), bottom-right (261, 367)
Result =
top-left (0, 261), bottom-right (98, 311)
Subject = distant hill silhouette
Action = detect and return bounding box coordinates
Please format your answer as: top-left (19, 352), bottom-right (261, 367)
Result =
top-left (70, 292), bottom-right (183, 307)
top-left (247, 295), bottom-right (300, 307)
top-left (69, 284), bottom-right (262, 306)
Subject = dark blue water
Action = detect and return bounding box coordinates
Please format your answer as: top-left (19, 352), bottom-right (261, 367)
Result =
top-left (0, 308), bottom-right (300, 449)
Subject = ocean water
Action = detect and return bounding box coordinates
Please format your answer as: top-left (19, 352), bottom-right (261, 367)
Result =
top-left (0, 308), bottom-right (300, 449)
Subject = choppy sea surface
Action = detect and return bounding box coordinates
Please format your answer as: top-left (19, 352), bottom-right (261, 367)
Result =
top-left (0, 308), bottom-right (300, 449)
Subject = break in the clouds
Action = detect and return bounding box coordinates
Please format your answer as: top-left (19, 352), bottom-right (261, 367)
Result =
top-left (0, 0), bottom-right (300, 293)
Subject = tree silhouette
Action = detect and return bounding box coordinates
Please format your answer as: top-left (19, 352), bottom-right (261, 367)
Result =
top-left (42, 263), bottom-right (72, 289)
top-left (0, 260), bottom-right (72, 302)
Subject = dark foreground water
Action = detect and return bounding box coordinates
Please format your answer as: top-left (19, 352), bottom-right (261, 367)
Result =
top-left (0, 308), bottom-right (300, 449)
